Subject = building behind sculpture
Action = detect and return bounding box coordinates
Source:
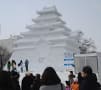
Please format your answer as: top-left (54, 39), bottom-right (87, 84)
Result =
top-left (74, 52), bottom-right (101, 83)
top-left (10, 6), bottom-right (80, 72)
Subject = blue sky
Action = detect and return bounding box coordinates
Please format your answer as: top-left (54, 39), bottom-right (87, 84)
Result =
top-left (0, 0), bottom-right (101, 51)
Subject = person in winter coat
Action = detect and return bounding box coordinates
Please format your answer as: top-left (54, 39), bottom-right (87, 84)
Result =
top-left (18, 60), bottom-right (23, 72)
top-left (0, 71), bottom-right (14, 90)
top-left (77, 72), bottom-right (83, 84)
top-left (40, 67), bottom-right (65, 90)
top-left (11, 71), bottom-right (20, 90)
top-left (65, 81), bottom-right (71, 90)
top-left (11, 60), bottom-right (17, 72)
top-left (79, 66), bottom-right (98, 90)
top-left (21, 72), bottom-right (35, 90)
top-left (71, 78), bottom-right (79, 90)
top-left (7, 61), bottom-right (11, 71)
top-left (25, 59), bottom-right (29, 72)
top-left (31, 74), bottom-right (41, 90)
top-left (68, 71), bottom-right (75, 84)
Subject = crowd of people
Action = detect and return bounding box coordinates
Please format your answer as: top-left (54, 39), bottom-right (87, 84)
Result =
top-left (0, 65), bottom-right (101, 90)
top-left (7, 59), bottom-right (29, 72)
top-left (66, 66), bottom-right (101, 90)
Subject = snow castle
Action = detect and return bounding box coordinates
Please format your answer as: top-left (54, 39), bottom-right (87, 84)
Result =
top-left (11, 6), bottom-right (80, 73)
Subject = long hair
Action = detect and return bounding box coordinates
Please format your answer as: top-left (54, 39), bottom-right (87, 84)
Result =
top-left (82, 66), bottom-right (93, 75)
top-left (41, 67), bottom-right (61, 85)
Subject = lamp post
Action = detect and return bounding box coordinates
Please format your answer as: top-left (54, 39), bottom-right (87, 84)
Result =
top-left (0, 50), bottom-right (3, 71)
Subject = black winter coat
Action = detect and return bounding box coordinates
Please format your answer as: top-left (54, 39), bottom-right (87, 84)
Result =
top-left (79, 74), bottom-right (97, 90)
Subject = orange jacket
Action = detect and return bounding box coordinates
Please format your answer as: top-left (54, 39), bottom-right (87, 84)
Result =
top-left (71, 82), bottom-right (79, 90)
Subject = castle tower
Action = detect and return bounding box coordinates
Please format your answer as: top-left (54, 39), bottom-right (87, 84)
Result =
top-left (11, 6), bottom-right (80, 72)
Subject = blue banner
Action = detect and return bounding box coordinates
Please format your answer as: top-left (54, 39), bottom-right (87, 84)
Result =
top-left (64, 64), bottom-right (75, 67)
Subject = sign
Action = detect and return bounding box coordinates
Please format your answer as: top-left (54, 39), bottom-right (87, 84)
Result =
top-left (64, 51), bottom-right (75, 68)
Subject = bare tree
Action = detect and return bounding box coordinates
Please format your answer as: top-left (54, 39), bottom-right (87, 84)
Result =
top-left (0, 46), bottom-right (12, 70)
